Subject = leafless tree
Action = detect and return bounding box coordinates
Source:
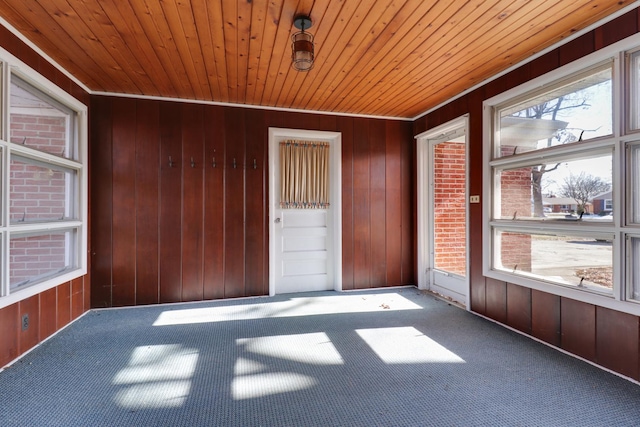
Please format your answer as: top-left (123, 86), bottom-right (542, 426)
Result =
top-left (559, 172), bottom-right (611, 215)
top-left (511, 94), bottom-right (590, 217)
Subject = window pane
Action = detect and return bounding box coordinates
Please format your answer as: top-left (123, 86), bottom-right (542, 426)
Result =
top-left (9, 229), bottom-right (77, 291)
top-left (497, 66), bottom-right (612, 158)
top-left (494, 230), bottom-right (613, 293)
top-left (632, 144), bottom-right (640, 223)
top-left (631, 237), bottom-right (640, 301)
top-left (0, 147), bottom-right (3, 226)
top-left (496, 154), bottom-right (612, 219)
top-left (10, 156), bottom-right (77, 223)
top-left (629, 51), bottom-right (640, 130)
top-left (10, 76), bottom-right (76, 160)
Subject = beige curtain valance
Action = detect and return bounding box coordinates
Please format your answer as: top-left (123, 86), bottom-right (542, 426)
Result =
top-left (280, 140), bottom-right (330, 209)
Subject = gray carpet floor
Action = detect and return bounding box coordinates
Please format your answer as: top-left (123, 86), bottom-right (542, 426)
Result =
top-left (1, 287), bottom-right (640, 426)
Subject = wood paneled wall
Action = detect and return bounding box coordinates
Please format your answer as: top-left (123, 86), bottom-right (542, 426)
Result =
top-left (414, 8), bottom-right (640, 381)
top-left (0, 27), bottom-right (91, 367)
top-left (0, 278), bottom-right (90, 367)
top-left (90, 97), bottom-right (414, 307)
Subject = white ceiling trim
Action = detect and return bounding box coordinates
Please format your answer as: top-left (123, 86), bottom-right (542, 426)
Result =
top-left (90, 90), bottom-right (413, 122)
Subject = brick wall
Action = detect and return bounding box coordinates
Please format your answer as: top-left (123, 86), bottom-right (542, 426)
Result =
top-left (10, 234), bottom-right (67, 288)
top-left (433, 142), bottom-right (466, 276)
top-left (10, 114), bottom-right (67, 155)
top-left (499, 148), bottom-right (533, 271)
top-left (592, 199), bottom-right (609, 214)
top-left (499, 231), bottom-right (532, 272)
top-left (10, 161), bottom-right (66, 221)
top-left (9, 113), bottom-right (68, 287)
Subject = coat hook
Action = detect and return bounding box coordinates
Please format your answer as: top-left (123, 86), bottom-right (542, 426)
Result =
top-left (233, 158), bottom-right (237, 169)
top-left (253, 158), bottom-right (257, 169)
top-left (191, 157), bottom-right (195, 168)
top-left (168, 155), bottom-right (174, 167)
top-left (212, 156), bottom-right (216, 168)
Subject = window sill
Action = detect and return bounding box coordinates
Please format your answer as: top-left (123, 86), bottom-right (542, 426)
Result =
top-left (484, 268), bottom-right (640, 317)
top-left (0, 268), bottom-right (86, 311)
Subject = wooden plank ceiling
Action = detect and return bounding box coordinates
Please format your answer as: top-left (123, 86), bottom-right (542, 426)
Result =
top-left (0, 0), bottom-right (632, 118)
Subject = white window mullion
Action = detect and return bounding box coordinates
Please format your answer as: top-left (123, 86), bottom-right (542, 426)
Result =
top-left (612, 140), bottom-right (624, 301)
top-left (489, 139), bottom-right (615, 170)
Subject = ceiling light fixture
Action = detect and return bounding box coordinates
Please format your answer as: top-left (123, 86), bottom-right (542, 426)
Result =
top-left (291, 15), bottom-right (314, 71)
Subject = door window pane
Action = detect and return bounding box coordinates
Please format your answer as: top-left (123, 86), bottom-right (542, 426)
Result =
top-left (433, 141), bottom-right (466, 277)
top-left (497, 66), bottom-right (612, 158)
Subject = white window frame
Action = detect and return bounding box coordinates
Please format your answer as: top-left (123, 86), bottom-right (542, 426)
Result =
top-left (415, 116), bottom-right (470, 309)
top-left (482, 32), bottom-right (640, 316)
top-left (0, 47), bottom-right (87, 310)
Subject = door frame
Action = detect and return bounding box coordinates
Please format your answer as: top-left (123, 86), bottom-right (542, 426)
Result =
top-left (415, 116), bottom-right (470, 309)
top-left (268, 127), bottom-right (342, 296)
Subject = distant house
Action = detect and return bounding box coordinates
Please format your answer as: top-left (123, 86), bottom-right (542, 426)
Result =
top-left (543, 197), bottom-right (580, 213)
top-left (592, 191), bottom-right (612, 214)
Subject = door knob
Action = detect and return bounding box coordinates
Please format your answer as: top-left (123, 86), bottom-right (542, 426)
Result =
top-left (274, 218), bottom-right (281, 223)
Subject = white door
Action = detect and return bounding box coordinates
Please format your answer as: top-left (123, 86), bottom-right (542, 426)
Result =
top-left (416, 117), bottom-right (469, 307)
top-left (268, 128), bottom-right (342, 295)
